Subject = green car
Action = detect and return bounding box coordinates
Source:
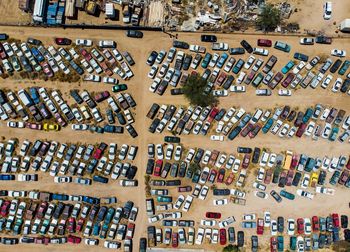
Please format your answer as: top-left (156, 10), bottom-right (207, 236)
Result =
top-left (328, 127), bottom-right (339, 141)
top-left (157, 196), bottom-right (172, 203)
top-left (280, 190), bottom-right (295, 200)
top-left (164, 136), bottom-right (180, 143)
top-left (252, 73), bottom-right (264, 87)
top-left (274, 41), bottom-right (291, 52)
top-left (290, 236), bottom-right (297, 250)
top-left (338, 60), bottom-right (350, 75)
top-left (281, 60), bottom-right (295, 74)
top-left (112, 84), bottom-right (127, 92)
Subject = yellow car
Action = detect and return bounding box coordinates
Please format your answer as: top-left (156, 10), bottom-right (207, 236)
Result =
top-left (310, 172), bottom-right (318, 187)
top-left (43, 123), bottom-right (60, 131)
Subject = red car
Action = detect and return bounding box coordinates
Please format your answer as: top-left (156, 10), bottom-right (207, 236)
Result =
top-left (258, 39), bottom-right (272, 47)
top-left (290, 155), bottom-right (299, 169)
top-left (67, 235), bottom-right (81, 244)
top-left (55, 37), bottom-right (72, 45)
top-left (0, 201), bottom-right (10, 217)
top-left (257, 218), bottom-right (264, 235)
top-left (264, 169), bottom-right (272, 184)
top-left (206, 212), bottom-right (222, 219)
top-left (126, 223), bottom-right (135, 239)
top-left (41, 62), bottom-right (53, 78)
top-left (296, 123), bottom-right (307, 137)
top-left (241, 123), bottom-right (254, 137)
top-left (281, 72), bottom-right (295, 88)
top-left (270, 237), bottom-right (278, 252)
top-left (178, 186), bottom-right (192, 192)
top-left (216, 72), bottom-right (227, 86)
top-left (217, 168), bottom-right (225, 183)
top-left (346, 156), bottom-right (350, 170)
top-left (100, 61), bottom-right (113, 76)
top-left (94, 91), bottom-right (110, 103)
top-left (36, 202), bottom-right (48, 219)
top-left (339, 170), bottom-right (349, 185)
top-left (219, 228), bottom-right (227, 245)
top-left (92, 143), bottom-right (107, 159)
top-left (297, 218), bottom-right (304, 234)
top-left (25, 122), bottom-right (42, 130)
top-left (0, 43), bottom-right (8, 59)
top-left (286, 170), bottom-right (294, 186)
top-left (154, 159), bottom-right (163, 176)
top-left (208, 169), bottom-right (217, 183)
top-left (225, 172), bottom-right (235, 185)
top-left (242, 154), bottom-right (251, 169)
top-left (312, 216), bottom-right (319, 232)
top-left (76, 218), bottom-right (85, 232)
top-left (332, 213), bottom-right (340, 228)
top-left (172, 233), bottom-right (178, 248)
top-left (208, 107), bottom-right (219, 122)
top-left (67, 217), bottom-right (76, 233)
top-left (80, 48), bottom-right (92, 61)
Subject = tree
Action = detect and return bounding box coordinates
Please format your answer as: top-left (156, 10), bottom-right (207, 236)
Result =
top-left (256, 4), bottom-right (281, 31)
top-left (222, 244), bottom-right (239, 252)
top-left (182, 75), bottom-right (218, 107)
top-left (188, 163), bottom-right (201, 173)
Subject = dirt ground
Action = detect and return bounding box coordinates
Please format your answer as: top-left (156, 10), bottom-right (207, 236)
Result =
top-left (0, 26), bottom-right (349, 252)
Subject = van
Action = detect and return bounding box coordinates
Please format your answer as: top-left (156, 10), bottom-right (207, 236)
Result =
top-left (98, 40), bottom-right (116, 48)
top-left (18, 89), bottom-right (34, 107)
top-left (274, 41), bottom-right (291, 53)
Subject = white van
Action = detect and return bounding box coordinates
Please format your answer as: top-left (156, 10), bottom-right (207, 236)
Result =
top-left (18, 89), bottom-right (33, 107)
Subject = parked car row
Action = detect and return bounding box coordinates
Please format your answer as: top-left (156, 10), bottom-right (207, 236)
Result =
top-left (147, 38), bottom-right (350, 97)
top-left (0, 88), bottom-right (137, 136)
top-left (0, 139), bottom-right (138, 184)
top-left (0, 37), bottom-right (135, 81)
top-left (146, 103), bottom-right (350, 144)
top-left (0, 194), bottom-right (136, 250)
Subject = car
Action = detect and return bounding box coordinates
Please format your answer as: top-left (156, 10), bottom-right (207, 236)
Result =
top-left (201, 35), bottom-right (217, 42)
top-left (323, 2), bottom-right (332, 19)
top-left (240, 40), bottom-right (253, 53)
top-left (300, 37), bottom-right (314, 45)
top-left (331, 49), bottom-right (346, 57)
top-left (126, 30), bottom-right (143, 38)
top-left (55, 38), bottom-right (72, 45)
top-left (257, 39), bottom-right (272, 47)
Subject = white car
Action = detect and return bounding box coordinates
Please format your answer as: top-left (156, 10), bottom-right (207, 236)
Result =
top-left (253, 47), bottom-right (269, 56)
top-left (331, 49), bottom-right (346, 57)
top-left (321, 74), bottom-right (333, 89)
top-left (323, 2), bottom-right (332, 19)
top-left (304, 121), bottom-right (316, 136)
top-left (103, 77), bottom-right (117, 84)
top-left (230, 85), bottom-right (246, 93)
top-left (264, 211), bottom-right (271, 227)
top-left (213, 89), bottom-right (228, 97)
top-left (331, 77), bottom-right (342, 92)
top-left (270, 220), bottom-right (278, 236)
top-left (148, 65), bottom-right (158, 78)
top-left (195, 228), bottom-right (205, 245)
top-left (244, 55), bottom-right (255, 69)
top-left (301, 173), bottom-right (310, 188)
top-left (210, 135), bottom-right (224, 141)
top-left (287, 219), bottom-right (295, 235)
top-left (278, 89), bottom-right (292, 96)
top-left (315, 186), bottom-right (335, 195)
top-left (296, 189), bottom-right (314, 200)
top-left (256, 168), bottom-right (265, 182)
top-left (182, 195), bottom-right (193, 212)
top-left (213, 198), bottom-right (228, 206)
top-left (76, 39), bottom-right (93, 46)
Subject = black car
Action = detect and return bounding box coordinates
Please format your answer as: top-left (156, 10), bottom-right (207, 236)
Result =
top-left (164, 136), bottom-right (180, 143)
top-left (292, 171), bottom-right (302, 186)
top-left (183, 54), bottom-right (192, 70)
top-left (193, 148), bottom-right (204, 163)
top-left (165, 179), bottom-right (181, 186)
top-left (215, 108), bottom-right (226, 121)
top-left (213, 188), bottom-right (230, 196)
top-left (139, 237), bottom-right (147, 252)
top-left (126, 30), bottom-right (143, 38)
top-left (170, 88), bottom-right (184, 95)
top-left (341, 79), bottom-right (350, 93)
top-left (126, 124), bottom-right (138, 138)
top-left (252, 148), bottom-right (261, 164)
top-left (330, 59), bottom-right (342, 73)
top-left (237, 231), bottom-right (244, 247)
top-left (277, 217), bottom-right (284, 233)
top-left (27, 37), bottom-right (42, 45)
top-left (149, 118), bottom-right (160, 133)
top-left (341, 215), bottom-right (348, 229)
top-left (70, 89), bottom-right (83, 104)
top-left (270, 190), bottom-right (282, 203)
top-left (229, 47), bottom-right (245, 55)
top-left (146, 103), bottom-right (159, 119)
top-left (222, 75), bottom-right (234, 90)
top-left (240, 40), bottom-right (253, 53)
top-left (147, 51), bottom-right (158, 66)
top-left (123, 201), bottom-right (134, 219)
top-left (146, 159), bottom-right (154, 175)
top-left (318, 170), bottom-right (326, 185)
top-left (251, 235), bottom-right (258, 252)
top-left (178, 162), bottom-right (187, 177)
top-left (237, 147), bottom-right (252, 153)
top-left (280, 106), bottom-right (290, 120)
top-left (173, 40), bottom-right (189, 49)
top-left (201, 34), bottom-right (217, 42)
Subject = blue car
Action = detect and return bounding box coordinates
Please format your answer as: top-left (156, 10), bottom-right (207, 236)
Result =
top-left (216, 53), bottom-right (228, 68)
top-left (328, 127), bottom-right (339, 141)
top-left (232, 59), bottom-right (244, 74)
top-left (0, 174), bottom-right (15, 180)
top-left (31, 47), bottom-right (44, 62)
top-left (238, 114), bottom-right (252, 128)
top-left (93, 175), bottom-right (109, 184)
top-left (82, 196), bottom-right (100, 205)
top-left (262, 118), bottom-right (274, 133)
top-left (92, 223), bottom-right (101, 236)
top-left (29, 87), bottom-right (40, 104)
top-left (281, 60), bottom-right (295, 74)
top-left (52, 193), bottom-right (69, 201)
top-left (294, 52), bottom-right (309, 62)
top-left (302, 108), bottom-right (314, 123)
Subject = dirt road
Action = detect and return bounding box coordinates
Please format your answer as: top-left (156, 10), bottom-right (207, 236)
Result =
top-left (0, 26), bottom-right (349, 251)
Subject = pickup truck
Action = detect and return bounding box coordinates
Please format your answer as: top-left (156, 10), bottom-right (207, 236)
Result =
top-left (212, 42), bottom-right (229, 51)
top-left (232, 197), bottom-right (246, 205)
top-left (189, 45), bottom-right (206, 53)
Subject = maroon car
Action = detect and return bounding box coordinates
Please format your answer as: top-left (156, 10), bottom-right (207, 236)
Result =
top-left (36, 202), bottom-right (48, 219)
top-left (25, 122), bottom-right (42, 130)
top-left (206, 212), bottom-right (222, 219)
top-left (268, 72), bottom-right (283, 89)
top-left (217, 168), bottom-right (225, 183)
top-left (257, 39), bottom-right (272, 47)
top-left (248, 123), bottom-right (261, 138)
top-left (0, 201), bottom-right (10, 217)
top-left (242, 154), bottom-right (251, 169)
top-left (171, 233), bottom-right (178, 248)
top-left (41, 62), bottom-right (53, 78)
top-left (281, 72), bottom-right (295, 88)
top-left (94, 91), bottom-right (110, 103)
top-left (220, 228), bottom-right (227, 245)
top-left (208, 169), bottom-right (217, 183)
top-left (67, 235), bottom-right (81, 244)
top-left (240, 123), bottom-right (254, 137)
top-left (264, 169), bottom-right (272, 184)
top-left (296, 123), bottom-right (307, 137)
top-left (0, 43), bottom-right (8, 59)
top-left (80, 48), bottom-right (92, 61)
top-left (286, 170), bottom-right (294, 186)
top-left (216, 72), bottom-right (227, 86)
top-left (67, 217), bottom-right (76, 233)
top-left (339, 170), bottom-right (349, 185)
top-left (177, 186), bottom-right (192, 192)
top-left (55, 37), bottom-right (72, 45)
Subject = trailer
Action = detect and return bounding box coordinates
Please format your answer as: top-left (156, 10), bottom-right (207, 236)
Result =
top-left (105, 3), bottom-right (115, 19)
top-left (340, 19), bottom-right (350, 33)
top-left (65, 0), bottom-right (75, 18)
top-left (33, 0), bottom-right (48, 23)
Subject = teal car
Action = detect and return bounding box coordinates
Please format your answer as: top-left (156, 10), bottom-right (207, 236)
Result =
top-left (92, 223), bottom-right (101, 236)
top-left (338, 60), bottom-right (350, 75)
top-left (277, 236), bottom-right (284, 251)
top-left (232, 59), bottom-right (244, 74)
top-left (112, 84), bottom-right (127, 92)
top-left (104, 207), bottom-right (115, 225)
top-left (290, 236), bottom-right (297, 250)
top-left (192, 169), bottom-right (201, 183)
top-left (13, 219), bottom-right (23, 235)
top-left (329, 171), bottom-right (340, 185)
top-left (302, 108), bottom-right (314, 123)
top-left (252, 73), bottom-right (264, 87)
top-left (262, 118), bottom-right (274, 133)
top-left (201, 53), bottom-right (212, 68)
top-left (157, 196), bottom-right (172, 203)
top-left (281, 60), bottom-right (295, 74)
top-left (280, 190), bottom-right (295, 200)
top-left (217, 53), bottom-right (228, 68)
top-left (328, 127), bottom-right (339, 141)
top-left (274, 41), bottom-right (291, 52)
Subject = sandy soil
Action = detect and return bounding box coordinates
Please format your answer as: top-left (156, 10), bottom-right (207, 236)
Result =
top-left (0, 0), bottom-right (31, 25)
top-left (0, 27), bottom-right (349, 251)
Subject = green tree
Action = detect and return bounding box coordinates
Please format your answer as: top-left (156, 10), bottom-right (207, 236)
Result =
top-left (256, 4), bottom-right (281, 31)
top-left (188, 163), bottom-right (201, 173)
top-left (182, 75), bottom-right (218, 107)
top-left (223, 244), bottom-right (239, 252)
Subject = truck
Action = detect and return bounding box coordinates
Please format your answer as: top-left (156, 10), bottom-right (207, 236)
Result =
top-left (212, 42), bottom-right (229, 51)
top-left (231, 197), bottom-right (246, 206)
top-left (283, 150), bottom-right (293, 169)
top-left (189, 45), bottom-right (206, 54)
top-left (300, 71), bottom-right (315, 88)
